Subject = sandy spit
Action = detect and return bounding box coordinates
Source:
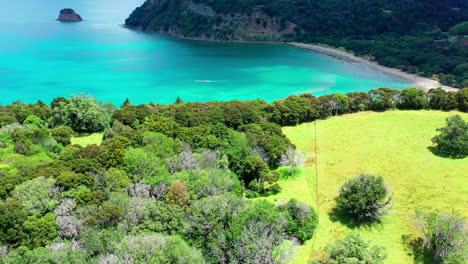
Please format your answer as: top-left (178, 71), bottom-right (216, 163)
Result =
top-left (286, 42), bottom-right (459, 92)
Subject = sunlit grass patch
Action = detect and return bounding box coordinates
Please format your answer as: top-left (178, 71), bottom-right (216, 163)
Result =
top-left (277, 110), bottom-right (467, 264)
top-left (71, 132), bottom-right (104, 147)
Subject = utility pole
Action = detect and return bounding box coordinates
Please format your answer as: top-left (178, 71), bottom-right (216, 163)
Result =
top-left (314, 119), bottom-right (319, 217)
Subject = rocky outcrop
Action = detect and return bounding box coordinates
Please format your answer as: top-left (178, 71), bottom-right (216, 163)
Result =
top-left (57, 9), bottom-right (83, 22)
top-left (124, 0), bottom-right (298, 41)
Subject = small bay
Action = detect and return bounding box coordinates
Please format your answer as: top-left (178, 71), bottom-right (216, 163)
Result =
top-left (0, 0), bottom-right (413, 105)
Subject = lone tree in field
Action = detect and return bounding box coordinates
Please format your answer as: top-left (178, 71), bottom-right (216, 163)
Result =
top-left (335, 174), bottom-right (392, 222)
top-left (431, 115), bottom-right (468, 158)
top-left (415, 211), bottom-right (467, 264)
top-left (280, 148), bottom-right (307, 177)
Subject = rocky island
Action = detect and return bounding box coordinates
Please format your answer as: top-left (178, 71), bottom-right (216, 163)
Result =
top-left (57, 8), bottom-right (83, 22)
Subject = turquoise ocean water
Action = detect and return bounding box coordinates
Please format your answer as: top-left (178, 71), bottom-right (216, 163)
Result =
top-left (0, 0), bottom-right (413, 105)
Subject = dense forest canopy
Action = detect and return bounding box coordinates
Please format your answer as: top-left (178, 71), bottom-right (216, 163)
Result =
top-left (126, 0), bottom-right (468, 87)
top-left (0, 88), bottom-right (466, 262)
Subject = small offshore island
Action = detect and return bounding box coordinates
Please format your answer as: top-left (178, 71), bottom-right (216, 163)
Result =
top-left (57, 8), bottom-right (83, 22)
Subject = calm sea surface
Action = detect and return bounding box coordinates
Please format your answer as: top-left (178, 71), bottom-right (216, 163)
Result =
top-left (0, 0), bottom-right (413, 105)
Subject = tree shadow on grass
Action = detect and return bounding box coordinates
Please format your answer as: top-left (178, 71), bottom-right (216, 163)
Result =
top-left (401, 234), bottom-right (433, 264)
top-left (427, 146), bottom-right (467, 159)
top-left (328, 207), bottom-right (384, 230)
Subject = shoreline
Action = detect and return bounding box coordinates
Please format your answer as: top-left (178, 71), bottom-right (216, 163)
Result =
top-left (123, 26), bottom-right (458, 92)
top-left (286, 43), bottom-right (458, 92)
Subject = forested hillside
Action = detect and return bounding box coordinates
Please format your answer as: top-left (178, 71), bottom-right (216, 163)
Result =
top-left (0, 88), bottom-right (466, 262)
top-left (126, 0), bottom-right (468, 87)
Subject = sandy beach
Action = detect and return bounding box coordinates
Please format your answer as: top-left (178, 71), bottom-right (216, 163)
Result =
top-left (286, 42), bottom-right (459, 92)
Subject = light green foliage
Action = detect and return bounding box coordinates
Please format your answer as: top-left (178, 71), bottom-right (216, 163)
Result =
top-left (70, 132), bottom-right (103, 147)
top-left (141, 132), bottom-right (175, 158)
top-left (449, 21), bottom-right (468, 35)
top-left (78, 227), bottom-right (125, 257)
top-left (170, 169), bottom-right (242, 200)
top-left (319, 233), bottom-right (388, 264)
top-left (11, 177), bottom-right (58, 216)
top-left (101, 168), bottom-right (131, 192)
top-left (123, 147), bottom-right (169, 183)
top-left (415, 211), bottom-right (467, 264)
top-left (23, 115), bottom-right (45, 129)
top-left (227, 200), bottom-right (293, 263)
top-left (51, 94), bottom-right (114, 133)
top-left (3, 243), bottom-right (87, 264)
top-left (62, 185), bottom-right (93, 205)
top-left (126, 199), bottom-right (185, 234)
top-left (143, 115), bottom-right (181, 138)
top-left (22, 213), bottom-right (57, 249)
top-left (108, 233), bottom-right (205, 264)
top-left (186, 195), bottom-right (247, 262)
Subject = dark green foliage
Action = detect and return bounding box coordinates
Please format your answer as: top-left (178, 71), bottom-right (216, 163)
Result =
top-left (0, 199), bottom-right (28, 247)
top-left (50, 126), bottom-right (74, 146)
top-left (415, 211), bottom-right (467, 264)
top-left (368, 88), bottom-right (400, 111)
top-left (428, 88), bottom-right (449, 110)
top-left (279, 199), bottom-right (317, 243)
top-left (240, 122), bottom-right (293, 168)
top-left (315, 233), bottom-right (388, 264)
top-left (335, 174), bottom-right (392, 222)
top-left (398, 88), bottom-right (428, 110)
top-left (241, 155), bottom-right (268, 185)
top-left (431, 115), bottom-right (468, 158)
top-left (87, 204), bottom-right (123, 227)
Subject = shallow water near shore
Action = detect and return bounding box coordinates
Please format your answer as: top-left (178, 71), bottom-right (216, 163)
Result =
top-left (0, 0), bottom-right (413, 105)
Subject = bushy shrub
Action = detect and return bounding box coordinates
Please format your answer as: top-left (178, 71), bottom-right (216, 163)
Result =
top-left (279, 199), bottom-right (317, 243)
top-left (335, 174), bottom-right (392, 221)
top-left (50, 126), bottom-right (74, 146)
top-left (415, 211), bottom-right (467, 264)
top-left (313, 233), bottom-right (387, 264)
top-left (431, 115), bottom-right (468, 158)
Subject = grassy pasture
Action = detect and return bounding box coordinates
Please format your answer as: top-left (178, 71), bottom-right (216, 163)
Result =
top-left (70, 132), bottom-right (104, 147)
top-left (266, 110), bottom-right (467, 264)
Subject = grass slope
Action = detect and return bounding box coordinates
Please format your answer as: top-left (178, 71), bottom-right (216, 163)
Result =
top-left (70, 133), bottom-right (104, 147)
top-left (273, 110), bottom-right (467, 264)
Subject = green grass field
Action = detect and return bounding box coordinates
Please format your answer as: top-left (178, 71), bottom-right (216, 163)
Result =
top-left (70, 133), bottom-right (104, 147)
top-left (268, 110), bottom-right (467, 264)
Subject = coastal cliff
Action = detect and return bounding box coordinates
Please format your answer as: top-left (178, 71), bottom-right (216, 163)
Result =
top-left (124, 0), bottom-right (298, 41)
